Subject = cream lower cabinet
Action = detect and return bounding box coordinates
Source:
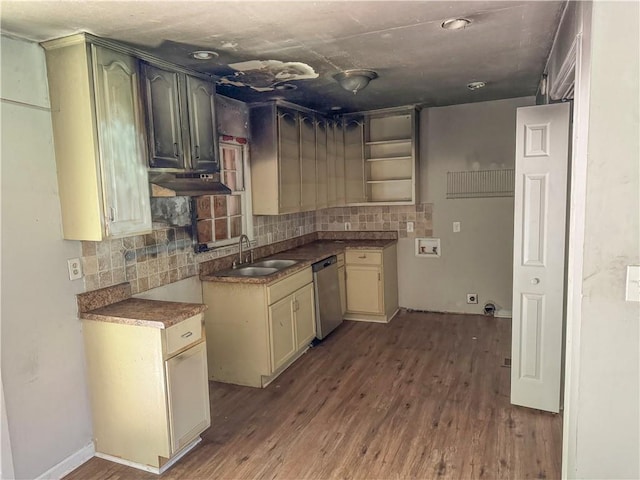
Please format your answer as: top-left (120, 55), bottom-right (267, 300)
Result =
top-left (203, 267), bottom-right (315, 387)
top-left (82, 313), bottom-right (210, 474)
top-left (337, 253), bottom-right (347, 316)
top-left (344, 244), bottom-right (399, 323)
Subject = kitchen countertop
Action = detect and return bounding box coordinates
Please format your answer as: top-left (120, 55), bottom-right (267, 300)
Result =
top-left (200, 239), bottom-right (396, 285)
top-left (79, 288), bottom-right (207, 329)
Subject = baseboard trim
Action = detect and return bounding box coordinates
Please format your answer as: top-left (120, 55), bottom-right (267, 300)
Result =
top-left (95, 437), bottom-right (201, 475)
top-left (36, 442), bottom-right (95, 480)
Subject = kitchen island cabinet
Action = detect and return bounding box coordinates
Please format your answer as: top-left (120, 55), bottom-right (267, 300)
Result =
top-left (202, 267), bottom-right (315, 387)
top-left (80, 298), bottom-right (209, 474)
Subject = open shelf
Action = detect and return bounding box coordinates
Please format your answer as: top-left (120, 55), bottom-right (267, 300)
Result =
top-left (365, 138), bottom-right (412, 146)
top-left (366, 178), bottom-right (412, 184)
top-left (366, 156), bottom-right (413, 162)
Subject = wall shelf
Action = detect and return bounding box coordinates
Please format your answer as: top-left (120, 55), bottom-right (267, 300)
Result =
top-left (365, 138), bottom-right (412, 146)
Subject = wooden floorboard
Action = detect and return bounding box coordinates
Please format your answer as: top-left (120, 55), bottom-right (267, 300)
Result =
top-left (65, 310), bottom-right (562, 480)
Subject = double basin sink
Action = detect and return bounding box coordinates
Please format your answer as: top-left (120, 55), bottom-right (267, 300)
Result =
top-left (216, 259), bottom-right (299, 277)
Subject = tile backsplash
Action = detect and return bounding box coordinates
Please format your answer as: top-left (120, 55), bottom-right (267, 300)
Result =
top-left (81, 225), bottom-right (196, 294)
top-left (316, 204), bottom-right (433, 238)
top-left (81, 204), bottom-right (433, 294)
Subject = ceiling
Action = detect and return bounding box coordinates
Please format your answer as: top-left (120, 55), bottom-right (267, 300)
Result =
top-left (0, 1), bottom-right (565, 114)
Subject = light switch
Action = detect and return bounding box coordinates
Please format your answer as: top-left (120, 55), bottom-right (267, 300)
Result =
top-left (453, 221), bottom-right (461, 233)
top-left (626, 265), bottom-right (640, 302)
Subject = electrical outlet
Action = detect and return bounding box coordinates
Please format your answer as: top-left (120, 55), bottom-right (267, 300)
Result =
top-left (344, 222), bottom-right (351, 231)
top-left (67, 258), bottom-right (83, 281)
top-left (407, 221), bottom-right (414, 232)
top-left (453, 221), bottom-right (461, 233)
top-left (466, 293), bottom-right (478, 304)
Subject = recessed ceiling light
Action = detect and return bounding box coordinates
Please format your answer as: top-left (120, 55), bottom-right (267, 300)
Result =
top-left (467, 81), bottom-right (486, 91)
top-left (331, 106), bottom-right (342, 111)
top-left (189, 50), bottom-right (219, 60)
top-left (274, 83), bottom-right (297, 91)
top-left (441, 18), bottom-right (471, 30)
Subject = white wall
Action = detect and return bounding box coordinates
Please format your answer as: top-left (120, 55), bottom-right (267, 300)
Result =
top-left (565, 2), bottom-right (640, 478)
top-left (398, 97), bottom-right (534, 313)
top-left (0, 35), bottom-right (93, 479)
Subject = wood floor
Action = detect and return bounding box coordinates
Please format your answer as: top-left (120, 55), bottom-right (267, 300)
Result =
top-left (66, 310), bottom-right (562, 480)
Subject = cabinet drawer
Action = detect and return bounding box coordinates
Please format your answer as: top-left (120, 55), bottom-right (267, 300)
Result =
top-left (165, 313), bottom-right (203, 357)
top-left (336, 253), bottom-right (345, 268)
top-left (345, 250), bottom-right (382, 265)
top-left (267, 267), bottom-right (312, 305)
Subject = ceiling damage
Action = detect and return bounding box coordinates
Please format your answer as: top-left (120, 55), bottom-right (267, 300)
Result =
top-left (0, 1), bottom-right (566, 114)
top-left (218, 60), bottom-right (319, 92)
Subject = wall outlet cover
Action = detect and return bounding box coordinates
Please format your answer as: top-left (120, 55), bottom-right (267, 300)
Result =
top-left (67, 258), bottom-right (83, 281)
top-left (626, 265), bottom-right (640, 302)
top-left (407, 221), bottom-right (414, 232)
top-left (466, 293), bottom-right (478, 304)
top-left (453, 221), bottom-right (461, 233)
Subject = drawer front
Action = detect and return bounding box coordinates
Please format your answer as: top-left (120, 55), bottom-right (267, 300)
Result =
top-left (345, 250), bottom-right (382, 265)
top-left (267, 267), bottom-right (312, 305)
top-left (165, 313), bottom-right (203, 357)
top-left (336, 253), bottom-right (345, 268)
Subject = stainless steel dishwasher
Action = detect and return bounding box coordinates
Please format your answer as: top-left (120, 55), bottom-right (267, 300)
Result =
top-left (312, 255), bottom-right (343, 340)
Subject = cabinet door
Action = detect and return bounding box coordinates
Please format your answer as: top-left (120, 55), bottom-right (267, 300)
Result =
top-left (277, 109), bottom-right (301, 213)
top-left (299, 114), bottom-right (317, 212)
top-left (142, 64), bottom-right (185, 169)
top-left (344, 119), bottom-right (365, 204)
top-left (268, 294), bottom-right (296, 372)
top-left (186, 75), bottom-right (219, 172)
top-left (334, 120), bottom-right (346, 206)
top-left (326, 120), bottom-right (337, 206)
top-left (315, 118), bottom-right (328, 209)
top-left (92, 46), bottom-right (152, 238)
top-left (338, 265), bottom-right (346, 316)
top-left (294, 283), bottom-right (316, 350)
top-left (165, 342), bottom-right (211, 454)
top-left (346, 265), bottom-right (383, 314)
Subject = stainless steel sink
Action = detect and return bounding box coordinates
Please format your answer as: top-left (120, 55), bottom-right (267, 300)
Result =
top-left (250, 259), bottom-right (298, 269)
top-left (220, 266), bottom-right (279, 277)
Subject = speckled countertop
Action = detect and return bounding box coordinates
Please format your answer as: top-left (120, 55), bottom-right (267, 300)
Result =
top-left (200, 239), bottom-right (396, 285)
top-left (78, 283), bottom-right (206, 328)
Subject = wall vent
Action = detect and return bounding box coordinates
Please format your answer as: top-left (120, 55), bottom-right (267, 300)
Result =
top-left (446, 169), bottom-right (515, 199)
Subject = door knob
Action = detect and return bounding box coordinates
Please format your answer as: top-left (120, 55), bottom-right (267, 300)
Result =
top-left (531, 278), bottom-right (540, 285)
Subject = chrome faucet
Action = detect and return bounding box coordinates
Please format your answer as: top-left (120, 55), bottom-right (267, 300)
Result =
top-left (234, 234), bottom-right (253, 268)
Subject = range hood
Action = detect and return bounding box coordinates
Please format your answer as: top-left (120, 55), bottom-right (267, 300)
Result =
top-left (149, 171), bottom-right (232, 196)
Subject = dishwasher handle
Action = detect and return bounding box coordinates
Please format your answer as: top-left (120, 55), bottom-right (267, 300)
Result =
top-left (312, 255), bottom-right (337, 272)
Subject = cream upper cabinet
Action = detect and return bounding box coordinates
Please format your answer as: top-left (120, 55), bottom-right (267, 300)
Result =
top-left (362, 106), bottom-right (419, 205)
top-left (334, 119), bottom-right (346, 206)
top-left (299, 113), bottom-right (317, 212)
top-left (278, 108), bottom-right (301, 213)
top-left (203, 267), bottom-right (315, 387)
top-left (344, 244), bottom-right (399, 323)
top-left (344, 117), bottom-right (366, 204)
top-left (141, 63), bottom-right (219, 173)
top-left (43, 35), bottom-right (152, 240)
top-left (315, 118), bottom-right (329, 209)
top-left (82, 313), bottom-right (210, 474)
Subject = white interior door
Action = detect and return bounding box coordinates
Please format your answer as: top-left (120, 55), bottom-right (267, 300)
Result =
top-left (511, 103), bottom-right (570, 413)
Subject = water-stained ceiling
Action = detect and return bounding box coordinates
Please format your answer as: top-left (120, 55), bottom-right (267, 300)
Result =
top-left (0, 1), bottom-right (565, 114)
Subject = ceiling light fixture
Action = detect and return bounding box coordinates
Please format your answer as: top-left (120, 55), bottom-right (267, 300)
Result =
top-left (274, 83), bottom-right (297, 91)
top-left (441, 18), bottom-right (471, 30)
top-left (467, 81), bottom-right (486, 91)
top-left (333, 69), bottom-right (378, 95)
top-left (189, 50), bottom-right (219, 60)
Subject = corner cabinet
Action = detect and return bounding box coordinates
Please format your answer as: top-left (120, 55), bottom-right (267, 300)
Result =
top-left (363, 107), bottom-right (419, 205)
top-left (202, 267), bottom-right (316, 387)
top-left (344, 244), bottom-right (399, 323)
top-left (82, 313), bottom-right (210, 474)
top-left (141, 63), bottom-right (219, 172)
top-left (43, 35), bottom-right (152, 240)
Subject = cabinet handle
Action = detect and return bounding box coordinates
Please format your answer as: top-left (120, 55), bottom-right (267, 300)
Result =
top-left (109, 207), bottom-right (116, 222)
top-left (181, 331), bottom-right (193, 338)
top-left (194, 145), bottom-right (200, 159)
top-left (173, 142), bottom-right (179, 157)
top-left (378, 272), bottom-right (381, 281)
top-left (359, 255), bottom-right (367, 259)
